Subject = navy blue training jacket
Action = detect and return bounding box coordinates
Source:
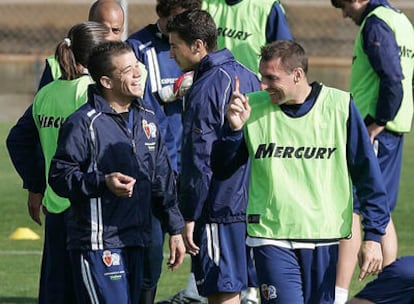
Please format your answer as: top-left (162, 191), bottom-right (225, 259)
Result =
top-left (180, 48), bottom-right (260, 223)
top-left (127, 23), bottom-right (185, 173)
top-left (49, 85), bottom-right (184, 250)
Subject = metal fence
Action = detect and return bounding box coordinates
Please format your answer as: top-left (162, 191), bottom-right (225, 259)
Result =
top-left (0, 0), bottom-right (413, 57)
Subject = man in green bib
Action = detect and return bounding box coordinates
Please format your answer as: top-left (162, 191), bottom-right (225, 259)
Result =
top-left (202, 0), bottom-right (292, 75)
top-left (212, 40), bottom-right (390, 304)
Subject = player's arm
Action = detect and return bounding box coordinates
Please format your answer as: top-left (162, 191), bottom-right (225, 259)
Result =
top-left (363, 17), bottom-right (403, 128)
top-left (266, 2), bottom-right (293, 42)
top-left (6, 104), bottom-right (46, 194)
top-left (347, 100), bottom-right (390, 280)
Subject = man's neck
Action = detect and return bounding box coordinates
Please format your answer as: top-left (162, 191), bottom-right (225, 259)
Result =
top-left (108, 100), bottom-right (131, 113)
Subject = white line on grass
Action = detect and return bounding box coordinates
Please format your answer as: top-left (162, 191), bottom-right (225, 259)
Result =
top-left (0, 250), bottom-right (42, 255)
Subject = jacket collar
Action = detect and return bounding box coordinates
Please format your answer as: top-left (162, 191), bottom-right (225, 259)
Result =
top-left (87, 84), bottom-right (142, 114)
top-left (195, 48), bottom-right (235, 80)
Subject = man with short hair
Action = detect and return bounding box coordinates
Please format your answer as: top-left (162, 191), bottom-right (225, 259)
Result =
top-left (167, 9), bottom-right (260, 304)
top-left (330, 1), bottom-right (414, 302)
top-left (212, 40), bottom-right (390, 303)
top-left (6, 1), bottom-right (140, 303)
top-left (48, 40), bottom-right (186, 303)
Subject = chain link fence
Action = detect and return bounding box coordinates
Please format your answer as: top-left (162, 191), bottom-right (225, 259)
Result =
top-left (0, 0), bottom-right (413, 57)
top-left (1, 0), bottom-right (413, 121)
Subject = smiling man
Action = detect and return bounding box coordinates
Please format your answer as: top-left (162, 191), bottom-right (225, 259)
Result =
top-left (212, 40), bottom-right (390, 304)
top-left (167, 9), bottom-right (260, 304)
top-left (48, 41), bottom-right (186, 303)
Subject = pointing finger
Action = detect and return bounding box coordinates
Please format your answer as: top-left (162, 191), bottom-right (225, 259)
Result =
top-left (234, 76), bottom-right (240, 94)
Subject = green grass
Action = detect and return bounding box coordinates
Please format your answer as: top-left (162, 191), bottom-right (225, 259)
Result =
top-left (1, 120), bottom-right (414, 303)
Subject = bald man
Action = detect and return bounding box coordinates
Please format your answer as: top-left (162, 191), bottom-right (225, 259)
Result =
top-left (88, 0), bottom-right (125, 41)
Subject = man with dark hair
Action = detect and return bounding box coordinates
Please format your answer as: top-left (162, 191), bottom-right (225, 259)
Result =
top-left (48, 40), bottom-right (186, 303)
top-left (167, 9), bottom-right (260, 304)
top-left (212, 39), bottom-right (389, 303)
top-left (330, 1), bottom-right (414, 302)
top-left (5, 2), bottom-right (144, 303)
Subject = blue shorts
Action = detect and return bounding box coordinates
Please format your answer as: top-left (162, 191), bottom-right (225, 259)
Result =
top-left (354, 256), bottom-right (414, 304)
top-left (191, 222), bottom-right (251, 297)
top-left (354, 130), bottom-right (403, 213)
top-left (70, 247), bottom-right (144, 303)
top-left (39, 210), bottom-right (75, 304)
top-left (142, 214), bottom-right (164, 290)
top-left (253, 245), bottom-right (337, 304)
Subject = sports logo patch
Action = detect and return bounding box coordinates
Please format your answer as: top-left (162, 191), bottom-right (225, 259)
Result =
top-left (102, 250), bottom-right (121, 267)
top-left (261, 284), bottom-right (277, 300)
top-left (142, 119), bottom-right (157, 139)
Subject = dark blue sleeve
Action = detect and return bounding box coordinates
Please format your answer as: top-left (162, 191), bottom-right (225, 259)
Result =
top-left (48, 116), bottom-right (107, 202)
top-left (211, 123), bottom-right (249, 180)
top-left (347, 100), bottom-right (390, 242)
top-left (6, 104), bottom-right (46, 193)
top-left (151, 132), bottom-right (184, 235)
top-left (37, 60), bottom-right (54, 91)
top-left (266, 2), bottom-right (293, 42)
top-left (362, 16), bottom-right (403, 125)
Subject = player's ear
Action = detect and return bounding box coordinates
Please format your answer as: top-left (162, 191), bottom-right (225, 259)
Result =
top-left (293, 67), bottom-right (304, 83)
top-left (100, 76), bottom-right (112, 89)
top-left (192, 39), bottom-right (205, 54)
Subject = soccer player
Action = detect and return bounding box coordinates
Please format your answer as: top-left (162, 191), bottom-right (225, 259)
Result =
top-left (48, 41), bottom-right (186, 303)
top-left (202, 0), bottom-right (292, 74)
top-left (8, 21), bottom-right (110, 303)
top-left (330, 1), bottom-right (414, 302)
top-left (166, 9), bottom-right (260, 304)
top-left (212, 40), bottom-right (390, 304)
top-left (6, 2), bottom-right (131, 303)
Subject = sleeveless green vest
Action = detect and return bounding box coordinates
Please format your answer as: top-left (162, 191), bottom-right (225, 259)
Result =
top-left (244, 86), bottom-right (353, 240)
top-left (46, 55), bottom-right (62, 80)
top-left (350, 6), bottom-right (414, 133)
top-left (202, 0), bottom-right (283, 74)
top-left (32, 76), bottom-right (93, 213)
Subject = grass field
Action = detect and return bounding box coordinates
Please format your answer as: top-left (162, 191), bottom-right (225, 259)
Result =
top-left (1, 120), bottom-right (413, 303)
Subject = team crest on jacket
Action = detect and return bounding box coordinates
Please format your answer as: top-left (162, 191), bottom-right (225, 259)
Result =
top-left (142, 119), bottom-right (157, 139)
top-left (261, 284), bottom-right (277, 300)
top-left (102, 250), bottom-right (120, 267)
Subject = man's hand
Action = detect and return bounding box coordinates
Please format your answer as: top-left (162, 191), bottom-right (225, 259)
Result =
top-left (183, 221), bottom-right (199, 256)
top-left (227, 76), bottom-right (251, 131)
top-left (167, 234), bottom-right (186, 271)
top-left (367, 122), bottom-right (385, 143)
top-left (27, 191), bottom-right (44, 226)
top-left (104, 172), bottom-right (136, 197)
top-left (357, 240), bottom-right (383, 281)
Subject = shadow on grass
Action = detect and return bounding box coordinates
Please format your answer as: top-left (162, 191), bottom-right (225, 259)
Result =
top-left (0, 297), bottom-right (37, 304)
